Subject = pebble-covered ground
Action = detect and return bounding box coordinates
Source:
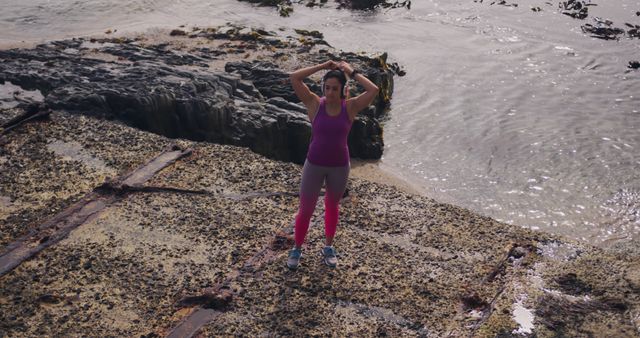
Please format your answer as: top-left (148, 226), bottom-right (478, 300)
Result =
top-left (1, 108), bottom-right (639, 337)
top-left (1, 23), bottom-right (639, 337)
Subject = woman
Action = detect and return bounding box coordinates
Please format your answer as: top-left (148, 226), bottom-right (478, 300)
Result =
top-left (287, 60), bottom-right (379, 269)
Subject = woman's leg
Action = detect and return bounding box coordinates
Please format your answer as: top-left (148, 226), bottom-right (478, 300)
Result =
top-left (294, 160), bottom-right (325, 248)
top-left (323, 163), bottom-right (350, 246)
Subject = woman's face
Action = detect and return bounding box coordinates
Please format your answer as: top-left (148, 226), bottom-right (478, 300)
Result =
top-left (324, 77), bottom-right (343, 100)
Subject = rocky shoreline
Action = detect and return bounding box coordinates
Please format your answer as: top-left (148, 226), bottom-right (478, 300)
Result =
top-left (0, 24), bottom-right (400, 164)
top-left (1, 27), bottom-right (640, 337)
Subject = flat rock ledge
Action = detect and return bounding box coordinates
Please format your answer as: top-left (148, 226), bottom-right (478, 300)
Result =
top-left (1, 106), bottom-right (639, 337)
top-left (0, 24), bottom-right (399, 164)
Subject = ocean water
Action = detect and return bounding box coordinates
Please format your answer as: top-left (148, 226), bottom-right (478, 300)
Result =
top-left (2, 0), bottom-right (639, 246)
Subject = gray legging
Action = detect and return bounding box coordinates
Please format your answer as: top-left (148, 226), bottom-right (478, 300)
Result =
top-left (294, 159), bottom-right (350, 247)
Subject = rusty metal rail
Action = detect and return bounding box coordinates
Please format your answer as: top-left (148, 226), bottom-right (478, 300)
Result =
top-left (164, 220), bottom-right (296, 338)
top-left (0, 146), bottom-right (192, 277)
top-left (0, 105), bottom-right (51, 136)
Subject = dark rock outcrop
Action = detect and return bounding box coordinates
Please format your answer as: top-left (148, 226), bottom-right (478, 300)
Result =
top-left (225, 59), bottom-right (387, 159)
top-left (337, 0), bottom-right (411, 10)
top-left (0, 31), bottom-right (394, 163)
top-left (580, 17), bottom-right (640, 41)
top-left (560, 0), bottom-right (591, 20)
top-left (626, 23), bottom-right (640, 38)
top-left (237, 0), bottom-right (411, 16)
top-left (237, 0), bottom-right (295, 16)
top-left (581, 17), bottom-right (625, 40)
top-left (0, 40), bottom-right (311, 163)
top-left (474, 0), bottom-right (518, 7)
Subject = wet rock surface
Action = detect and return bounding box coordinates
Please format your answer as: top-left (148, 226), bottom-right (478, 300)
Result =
top-left (581, 17), bottom-right (626, 40)
top-left (473, 0), bottom-right (519, 8)
top-left (336, 0), bottom-right (412, 10)
top-left (0, 24), bottom-right (395, 164)
top-left (1, 108), bottom-right (639, 336)
top-left (560, 0), bottom-right (592, 20)
top-left (236, 0), bottom-right (411, 16)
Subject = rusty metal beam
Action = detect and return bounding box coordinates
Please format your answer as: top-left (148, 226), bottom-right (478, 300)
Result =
top-left (0, 107), bottom-right (51, 136)
top-left (0, 146), bottom-right (192, 277)
top-left (166, 309), bottom-right (223, 338)
top-left (163, 221), bottom-right (295, 337)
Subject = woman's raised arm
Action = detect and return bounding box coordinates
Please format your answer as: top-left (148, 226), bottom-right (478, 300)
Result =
top-left (339, 61), bottom-right (380, 121)
top-left (290, 60), bottom-right (337, 118)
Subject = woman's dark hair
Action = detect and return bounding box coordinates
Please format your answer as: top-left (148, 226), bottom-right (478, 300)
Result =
top-left (322, 70), bottom-right (347, 98)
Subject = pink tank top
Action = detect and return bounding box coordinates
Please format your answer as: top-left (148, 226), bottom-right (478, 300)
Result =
top-left (307, 98), bottom-right (353, 167)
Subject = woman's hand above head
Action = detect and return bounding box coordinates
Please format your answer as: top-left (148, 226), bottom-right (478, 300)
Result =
top-left (323, 60), bottom-right (339, 70)
top-left (338, 61), bottom-right (354, 77)
top-left (290, 60), bottom-right (340, 122)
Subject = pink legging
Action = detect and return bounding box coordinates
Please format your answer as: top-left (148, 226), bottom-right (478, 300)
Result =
top-left (294, 160), bottom-right (350, 247)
